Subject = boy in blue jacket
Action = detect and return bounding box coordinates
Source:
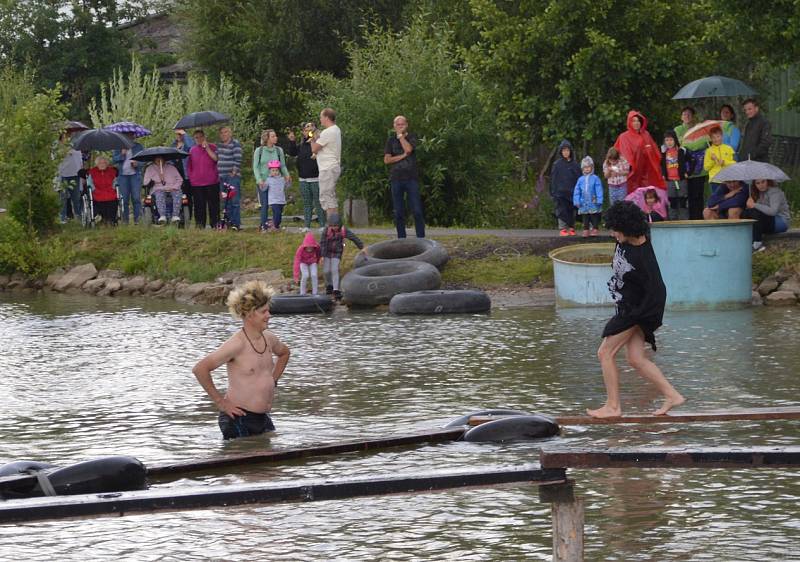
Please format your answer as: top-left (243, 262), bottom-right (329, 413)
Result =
top-left (573, 156), bottom-right (604, 237)
top-left (549, 140), bottom-right (581, 236)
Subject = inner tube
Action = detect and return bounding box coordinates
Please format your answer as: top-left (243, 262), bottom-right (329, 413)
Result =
top-left (354, 238), bottom-right (449, 271)
top-left (341, 261), bottom-right (441, 307)
top-left (0, 456), bottom-right (147, 498)
top-left (270, 294), bottom-right (333, 314)
top-left (389, 290), bottom-right (491, 315)
top-left (443, 409), bottom-right (531, 428)
top-left (463, 415), bottom-right (560, 442)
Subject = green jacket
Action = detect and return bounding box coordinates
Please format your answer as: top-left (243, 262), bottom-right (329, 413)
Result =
top-left (253, 145), bottom-right (289, 183)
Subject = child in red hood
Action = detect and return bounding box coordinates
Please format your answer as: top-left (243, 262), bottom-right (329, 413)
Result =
top-left (293, 232), bottom-right (321, 295)
top-left (614, 111), bottom-right (665, 193)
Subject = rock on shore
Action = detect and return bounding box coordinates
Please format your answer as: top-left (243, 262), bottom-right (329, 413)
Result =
top-left (0, 264), bottom-right (290, 307)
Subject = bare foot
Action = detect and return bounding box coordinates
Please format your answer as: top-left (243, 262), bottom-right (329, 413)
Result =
top-left (586, 405), bottom-right (622, 418)
top-left (653, 393), bottom-right (686, 416)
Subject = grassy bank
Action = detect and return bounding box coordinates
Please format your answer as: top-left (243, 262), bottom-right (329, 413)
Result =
top-left (29, 224), bottom-right (555, 288)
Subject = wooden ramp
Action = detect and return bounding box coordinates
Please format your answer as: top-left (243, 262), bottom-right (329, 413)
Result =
top-left (147, 427), bottom-right (466, 478)
top-left (540, 447), bottom-right (800, 469)
top-left (0, 465), bottom-right (566, 524)
top-left (469, 407), bottom-right (800, 427)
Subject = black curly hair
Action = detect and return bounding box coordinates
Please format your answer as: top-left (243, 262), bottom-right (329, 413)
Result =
top-left (604, 201), bottom-right (648, 237)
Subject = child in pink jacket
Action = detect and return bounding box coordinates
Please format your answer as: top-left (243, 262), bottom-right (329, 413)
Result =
top-left (293, 232), bottom-right (322, 295)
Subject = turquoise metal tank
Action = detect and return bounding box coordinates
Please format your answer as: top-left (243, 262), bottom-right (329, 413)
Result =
top-left (548, 243), bottom-right (615, 307)
top-left (650, 219), bottom-right (754, 309)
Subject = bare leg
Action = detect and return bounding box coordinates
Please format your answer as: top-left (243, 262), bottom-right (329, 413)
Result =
top-left (626, 327), bottom-right (685, 415)
top-left (587, 327), bottom-right (638, 418)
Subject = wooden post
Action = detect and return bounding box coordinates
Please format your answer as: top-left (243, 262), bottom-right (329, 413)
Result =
top-left (540, 481), bottom-right (584, 562)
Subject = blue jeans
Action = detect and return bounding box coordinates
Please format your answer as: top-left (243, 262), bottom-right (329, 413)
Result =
top-left (59, 177), bottom-right (81, 221)
top-left (271, 204), bottom-right (285, 229)
top-left (391, 179), bottom-right (425, 238)
top-left (258, 188), bottom-right (270, 227)
top-left (220, 174), bottom-right (241, 227)
top-left (117, 174), bottom-right (142, 223)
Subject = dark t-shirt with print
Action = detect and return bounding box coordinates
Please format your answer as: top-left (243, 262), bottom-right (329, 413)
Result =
top-left (384, 133), bottom-right (418, 182)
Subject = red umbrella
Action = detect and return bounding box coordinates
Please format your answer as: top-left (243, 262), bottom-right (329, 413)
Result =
top-left (683, 120), bottom-right (726, 143)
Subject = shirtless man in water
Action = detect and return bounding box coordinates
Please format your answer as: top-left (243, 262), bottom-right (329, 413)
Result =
top-left (193, 280), bottom-right (290, 439)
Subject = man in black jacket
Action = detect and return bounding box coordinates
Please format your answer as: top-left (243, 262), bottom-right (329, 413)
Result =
top-left (287, 122), bottom-right (325, 230)
top-left (740, 99), bottom-right (773, 162)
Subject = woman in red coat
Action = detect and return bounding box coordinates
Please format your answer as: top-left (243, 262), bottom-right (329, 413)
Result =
top-left (614, 111), bottom-right (665, 193)
top-left (87, 156), bottom-right (119, 225)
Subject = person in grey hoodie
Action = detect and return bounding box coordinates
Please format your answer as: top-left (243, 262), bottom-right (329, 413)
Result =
top-left (742, 178), bottom-right (791, 251)
top-left (549, 140), bottom-right (581, 235)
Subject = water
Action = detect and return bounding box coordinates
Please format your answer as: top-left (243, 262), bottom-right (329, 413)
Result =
top-left (1, 293), bottom-right (799, 561)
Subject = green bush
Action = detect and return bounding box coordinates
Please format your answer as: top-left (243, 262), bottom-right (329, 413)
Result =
top-left (306, 19), bottom-right (510, 227)
top-left (0, 67), bottom-right (66, 234)
top-left (0, 216), bottom-right (73, 277)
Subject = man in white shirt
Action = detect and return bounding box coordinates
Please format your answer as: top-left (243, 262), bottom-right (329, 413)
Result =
top-left (311, 107), bottom-right (341, 215)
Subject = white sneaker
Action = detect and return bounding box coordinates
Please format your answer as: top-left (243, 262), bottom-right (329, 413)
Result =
top-left (94, 215), bottom-right (102, 223)
top-left (752, 241), bottom-right (765, 252)
top-left (171, 215), bottom-right (181, 222)
top-left (300, 227), bottom-right (309, 233)
top-left (158, 216), bottom-right (167, 224)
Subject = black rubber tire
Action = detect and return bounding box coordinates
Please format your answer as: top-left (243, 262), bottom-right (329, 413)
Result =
top-left (463, 415), bottom-right (560, 442)
top-left (389, 290), bottom-right (491, 315)
top-left (341, 261), bottom-right (441, 307)
top-left (443, 409), bottom-right (530, 428)
top-left (353, 238), bottom-right (449, 271)
top-left (270, 294), bottom-right (333, 314)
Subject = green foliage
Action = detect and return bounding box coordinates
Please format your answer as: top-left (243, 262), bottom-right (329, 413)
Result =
top-left (89, 58), bottom-right (259, 148)
top-left (0, 216), bottom-right (74, 277)
top-left (465, 0), bottom-right (714, 150)
top-left (0, 1), bottom-right (153, 115)
top-left (307, 20), bottom-right (509, 226)
top-left (178, 0), bottom-right (410, 127)
top-left (0, 68), bottom-right (66, 234)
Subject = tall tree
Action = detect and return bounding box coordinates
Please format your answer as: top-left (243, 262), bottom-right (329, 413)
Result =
top-left (465, 0), bottom-right (716, 151)
top-left (178, 0), bottom-right (411, 127)
top-left (0, 0), bottom-right (152, 115)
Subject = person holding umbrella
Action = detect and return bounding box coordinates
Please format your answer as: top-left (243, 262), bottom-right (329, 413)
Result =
top-left (744, 179), bottom-right (791, 251)
top-left (674, 107), bottom-right (709, 220)
top-left (186, 129), bottom-right (220, 228)
top-left (143, 156), bottom-right (184, 224)
top-left (112, 133), bottom-right (145, 225)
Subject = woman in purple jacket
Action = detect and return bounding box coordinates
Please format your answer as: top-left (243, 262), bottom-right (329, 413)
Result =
top-left (186, 129), bottom-right (219, 228)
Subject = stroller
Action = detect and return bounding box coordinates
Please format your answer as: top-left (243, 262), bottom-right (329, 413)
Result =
top-left (217, 182), bottom-right (239, 230)
top-left (142, 180), bottom-right (191, 228)
top-left (81, 174), bottom-right (122, 228)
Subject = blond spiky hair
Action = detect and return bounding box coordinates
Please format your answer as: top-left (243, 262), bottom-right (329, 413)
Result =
top-left (227, 280), bottom-right (275, 319)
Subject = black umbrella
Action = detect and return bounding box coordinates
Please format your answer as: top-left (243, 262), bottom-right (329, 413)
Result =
top-left (174, 111), bottom-right (230, 130)
top-left (71, 128), bottom-right (133, 151)
top-left (672, 75), bottom-right (757, 99)
top-left (131, 146), bottom-right (189, 162)
top-left (65, 120), bottom-right (91, 133)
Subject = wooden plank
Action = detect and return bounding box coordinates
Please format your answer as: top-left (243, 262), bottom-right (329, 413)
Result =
top-left (554, 406), bottom-right (800, 426)
top-left (540, 447), bottom-right (800, 469)
top-left (146, 428), bottom-right (466, 478)
top-left (0, 465), bottom-right (567, 523)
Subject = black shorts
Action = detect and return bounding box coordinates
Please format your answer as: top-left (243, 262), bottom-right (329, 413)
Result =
top-left (218, 409), bottom-right (275, 440)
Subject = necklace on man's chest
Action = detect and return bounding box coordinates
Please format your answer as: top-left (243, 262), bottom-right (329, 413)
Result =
top-left (242, 328), bottom-right (268, 355)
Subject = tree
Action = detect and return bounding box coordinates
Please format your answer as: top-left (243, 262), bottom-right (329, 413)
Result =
top-left (0, 0), bottom-right (153, 115)
top-left (307, 20), bottom-right (507, 227)
top-left (178, 0), bottom-right (411, 127)
top-left (0, 67), bottom-right (66, 234)
top-left (465, 0), bottom-right (715, 153)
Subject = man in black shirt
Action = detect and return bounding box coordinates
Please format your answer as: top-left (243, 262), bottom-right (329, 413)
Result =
top-left (383, 115), bottom-right (425, 238)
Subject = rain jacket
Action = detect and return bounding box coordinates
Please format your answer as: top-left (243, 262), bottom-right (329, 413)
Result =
top-left (573, 159), bottom-right (603, 214)
top-left (703, 142), bottom-right (736, 181)
top-left (549, 140), bottom-right (581, 198)
top-left (293, 232), bottom-right (321, 281)
top-left (614, 111), bottom-right (665, 192)
top-left (625, 186), bottom-right (668, 221)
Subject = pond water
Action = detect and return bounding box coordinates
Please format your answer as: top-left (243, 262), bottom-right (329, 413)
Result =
top-left (1, 293), bottom-right (799, 561)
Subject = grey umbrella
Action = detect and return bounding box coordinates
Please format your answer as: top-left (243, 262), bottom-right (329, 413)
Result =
top-left (174, 111), bottom-right (230, 130)
top-left (672, 75), bottom-right (757, 99)
top-left (71, 128), bottom-right (133, 151)
top-left (131, 146), bottom-right (189, 162)
top-left (713, 160), bottom-right (790, 183)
